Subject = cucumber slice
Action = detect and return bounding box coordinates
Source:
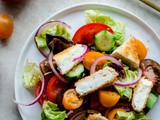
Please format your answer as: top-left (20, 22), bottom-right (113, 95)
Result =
top-left (146, 92), bottom-right (158, 110)
top-left (65, 63), bottom-right (84, 80)
top-left (94, 30), bottom-right (115, 52)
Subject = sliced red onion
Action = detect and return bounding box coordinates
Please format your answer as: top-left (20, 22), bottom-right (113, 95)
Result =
top-left (114, 68), bottom-right (142, 86)
top-left (73, 45), bottom-right (89, 61)
top-left (48, 52), bottom-right (69, 83)
top-left (14, 75), bottom-right (45, 106)
top-left (90, 55), bottom-right (123, 74)
top-left (36, 21), bottom-right (71, 37)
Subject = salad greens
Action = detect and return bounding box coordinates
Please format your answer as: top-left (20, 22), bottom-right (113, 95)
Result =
top-left (20, 9), bottom-right (157, 120)
top-left (116, 111), bottom-right (151, 120)
top-left (35, 25), bottom-right (71, 48)
top-left (85, 10), bottom-right (125, 46)
top-left (41, 101), bottom-right (67, 120)
top-left (22, 60), bottom-right (42, 88)
top-left (114, 66), bottom-right (138, 100)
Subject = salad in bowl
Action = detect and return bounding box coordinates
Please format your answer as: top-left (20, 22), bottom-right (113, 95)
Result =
top-left (15, 10), bottom-right (160, 120)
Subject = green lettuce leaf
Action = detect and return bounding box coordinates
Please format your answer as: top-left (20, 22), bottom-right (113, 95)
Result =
top-left (85, 10), bottom-right (125, 46)
top-left (41, 101), bottom-right (67, 120)
top-left (117, 111), bottom-right (135, 120)
top-left (85, 10), bottom-right (116, 26)
top-left (22, 60), bottom-right (42, 88)
top-left (114, 86), bottom-right (132, 101)
top-left (114, 66), bottom-right (138, 100)
top-left (36, 24), bottom-right (70, 48)
top-left (116, 111), bottom-right (151, 120)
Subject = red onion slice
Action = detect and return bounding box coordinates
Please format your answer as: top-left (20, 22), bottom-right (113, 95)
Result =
top-left (90, 55), bottom-right (123, 74)
top-left (14, 75), bottom-right (45, 106)
top-left (48, 52), bottom-right (69, 83)
top-left (36, 21), bottom-right (71, 37)
top-left (114, 68), bottom-right (142, 86)
top-left (73, 45), bottom-right (89, 61)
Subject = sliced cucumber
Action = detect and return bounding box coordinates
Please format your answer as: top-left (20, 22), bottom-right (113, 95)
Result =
top-left (146, 92), bottom-right (158, 110)
top-left (65, 63), bottom-right (84, 80)
top-left (94, 30), bottom-right (115, 52)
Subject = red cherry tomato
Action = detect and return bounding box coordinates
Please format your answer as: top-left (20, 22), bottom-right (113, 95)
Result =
top-left (72, 23), bottom-right (114, 46)
top-left (34, 81), bottom-right (46, 105)
top-left (46, 75), bottom-right (67, 103)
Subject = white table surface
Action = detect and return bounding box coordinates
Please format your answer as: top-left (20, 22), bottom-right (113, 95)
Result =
top-left (0, 0), bottom-right (160, 119)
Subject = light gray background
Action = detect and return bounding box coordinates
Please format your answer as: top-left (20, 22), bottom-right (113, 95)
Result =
top-left (0, 0), bottom-right (160, 119)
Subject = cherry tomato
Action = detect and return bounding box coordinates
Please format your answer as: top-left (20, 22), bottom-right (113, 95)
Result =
top-left (99, 90), bottom-right (120, 108)
top-left (46, 75), bottom-right (67, 103)
top-left (62, 89), bottom-right (83, 110)
top-left (83, 51), bottom-right (106, 70)
top-left (72, 23), bottom-right (114, 46)
top-left (0, 14), bottom-right (14, 39)
top-left (34, 81), bottom-right (46, 105)
top-left (134, 38), bottom-right (147, 60)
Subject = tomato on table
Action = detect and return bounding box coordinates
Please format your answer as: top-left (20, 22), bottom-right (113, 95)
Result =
top-left (34, 81), bottom-right (46, 105)
top-left (62, 89), bottom-right (83, 110)
top-left (0, 14), bottom-right (14, 39)
top-left (46, 75), bottom-right (67, 103)
top-left (72, 23), bottom-right (114, 46)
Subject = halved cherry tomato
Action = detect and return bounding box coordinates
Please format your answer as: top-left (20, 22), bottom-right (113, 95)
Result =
top-left (34, 81), bottom-right (46, 105)
top-left (0, 14), bottom-right (14, 39)
top-left (134, 38), bottom-right (147, 60)
top-left (62, 89), bottom-right (83, 110)
top-left (83, 51), bottom-right (106, 70)
top-left (107, 108), bottom-right (125, 120)
top-left (46, 75), bottom-right (67, 103)
top-left (72, 23), bottom-right (114, 46)
top-left (99, 90), bottom-right (120, 108)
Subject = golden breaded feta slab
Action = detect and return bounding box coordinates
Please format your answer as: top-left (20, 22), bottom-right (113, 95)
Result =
top-left (132, 77), bottom-right (153, 112)
top-left (75, 67), bottom-right (118, 96)
top-left (112, 36), bottom-right (140, 69)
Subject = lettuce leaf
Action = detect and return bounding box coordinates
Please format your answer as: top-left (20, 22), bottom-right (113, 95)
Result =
top-left (36, 25), bottom-right (70, 48)
top-left (117, 111), bottom-right (135, 120)
top-left (85, 10), bottom-right (125, 46)
top-left (116, 111), bottom-right (151, 120)
top-left (41, 101), bottom-right (67, 120)
top-left (114, 66), bottom-right (138, 100)
top-left (22, 60), bottom-right (42, 88)
top-left (85, 10), bottom-right (116, 26)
